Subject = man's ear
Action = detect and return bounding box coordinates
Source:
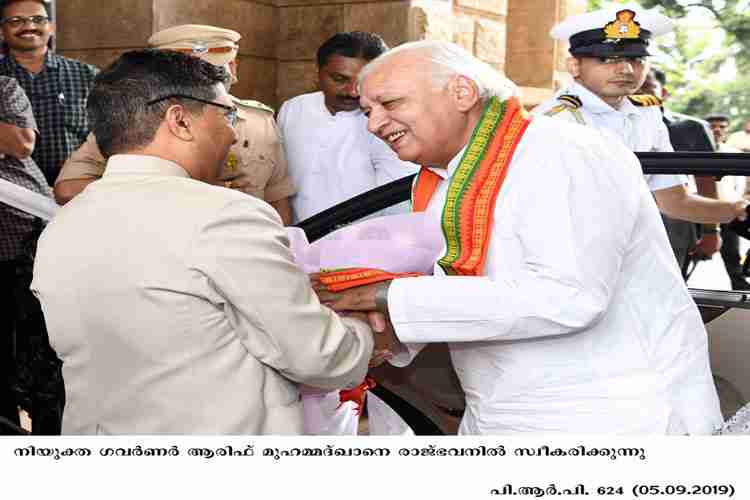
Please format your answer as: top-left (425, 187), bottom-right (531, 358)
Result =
top-left (450, 75), bottom-right (480, 112)
top-left (566, 57), bottom-right (581, 78)
top-left (164, 104), bottom-right (194, 141)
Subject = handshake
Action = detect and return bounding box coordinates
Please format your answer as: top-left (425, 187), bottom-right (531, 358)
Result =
top-left (310, 273), bottom-right (400, 368)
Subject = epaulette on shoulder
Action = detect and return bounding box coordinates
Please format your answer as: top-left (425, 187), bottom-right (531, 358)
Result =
top-left (543, 94), bottom-right (585, 124)
top-left (627, 94), bottom-right (662, 107)
top-left (556, 94), bottom-right (582, 109)
top-left (231, 96), bottom-right (274, 114)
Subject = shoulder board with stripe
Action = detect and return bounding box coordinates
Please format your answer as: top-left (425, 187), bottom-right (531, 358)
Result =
top-left (556, 94), bottom-right (583, 109)
top-left (627, 94), bottom-right (662, 107)
top-left (544, 104), bottom-right (569, 117)
top-left (231, 96), bottom-right (274, 114)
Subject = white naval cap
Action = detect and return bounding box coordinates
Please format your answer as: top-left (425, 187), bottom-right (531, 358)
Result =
top-left (148, 24), bottom-right (241, 67)
top-left (551, 3), bottom-right (674, 58)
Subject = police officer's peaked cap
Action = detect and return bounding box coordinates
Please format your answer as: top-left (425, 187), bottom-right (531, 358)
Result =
top-left (148, 24), bottom-right (241, 67)
top-left (551, 4), bottom-right (673, 58)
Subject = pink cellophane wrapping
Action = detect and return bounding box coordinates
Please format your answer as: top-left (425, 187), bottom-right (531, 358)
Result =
top-left (286, 212), bottom-right (442, 435)
top-left (286, 211), bottom-right (443, 275)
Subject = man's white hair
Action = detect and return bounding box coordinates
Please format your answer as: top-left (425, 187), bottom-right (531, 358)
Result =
top-left (358, 40), bottom-right (518, 102)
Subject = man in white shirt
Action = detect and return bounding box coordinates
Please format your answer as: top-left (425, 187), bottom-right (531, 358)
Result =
top-left (535, 4), bottom-right (747, 228)
top-left (30, 49), bottom-right (376, 434)
top-left (277, 32), bottom-right (418, 223)
top-left (319, 40), bottom-right (722, 434)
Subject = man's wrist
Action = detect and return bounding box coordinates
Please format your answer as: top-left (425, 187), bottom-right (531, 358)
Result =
top-left (374, 281), bottom-right (391, 314)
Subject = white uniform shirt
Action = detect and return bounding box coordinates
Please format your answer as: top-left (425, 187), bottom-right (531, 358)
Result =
top-left (534, 81), bottom-right (686, 192)
top-left (387, 116), bottom-right (721, 435)
top-left (278, 91), bottom-right (418, 223)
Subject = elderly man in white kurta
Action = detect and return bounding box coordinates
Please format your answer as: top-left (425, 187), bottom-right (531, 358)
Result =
top-left (320, 40), bottom-right (723, 435)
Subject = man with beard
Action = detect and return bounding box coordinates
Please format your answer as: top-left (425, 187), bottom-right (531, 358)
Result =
top-left (277, 31), bottom-right (417, 223)
top-left (0, 0), bottom-right (97, 185)
top-left (535, 4), bottom-right (747, 233)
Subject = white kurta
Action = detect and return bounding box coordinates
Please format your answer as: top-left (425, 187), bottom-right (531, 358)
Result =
top-left (534, 81), bottom-right (686, 192)
top-left (387, 116), bottom-right (722, 435)
top-left (278, 91), bottom-right (418, 223)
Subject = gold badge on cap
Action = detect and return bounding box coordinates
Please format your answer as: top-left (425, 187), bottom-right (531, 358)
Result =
top-left (603, 9), bottom-right (641, 40)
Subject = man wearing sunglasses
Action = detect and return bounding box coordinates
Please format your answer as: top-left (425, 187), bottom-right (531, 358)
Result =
top-left (53, 24), bottom-right (297, 225)
top-left (30, 49), bottom-right (376, 434)
top-left (0, 0), bottom-right (98, 187)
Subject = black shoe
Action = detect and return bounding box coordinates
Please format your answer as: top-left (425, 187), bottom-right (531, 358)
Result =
top-left (730, 274), bottom-right (750, 291)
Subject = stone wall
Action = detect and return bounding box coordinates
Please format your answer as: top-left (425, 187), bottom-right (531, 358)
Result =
top-left (55, 0), bottom-right (153, 77)
top-left (53, 0), bottom-right (583, 109)
top-left (412, 0), bottom-right (506, 73)
top-left (55, 0), bottom-right (280, 107)
top-left (408, 0), bottom-right (582, 107)
top-left (505, 0), bottom-right (586, 105)
top-left (275, 0), bottom-right (411, 105)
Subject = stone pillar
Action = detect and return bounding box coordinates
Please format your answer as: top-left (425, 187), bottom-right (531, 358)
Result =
top-left (276, 0), bottom-right (411, 106)
top-left (409, 0), bottom-right (507, 73)
top-left (55, 0), bottom-right (154, 73)
top-left (505, 0), bottom-right (585, 104)
top-left (57, 0), bottom-right (279, 107)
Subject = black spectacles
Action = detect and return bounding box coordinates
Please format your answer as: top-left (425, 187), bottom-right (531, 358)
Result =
top-left (147, 94), bottom-right (238, 127)
top-left (1, 15), bottom-right (50, 28)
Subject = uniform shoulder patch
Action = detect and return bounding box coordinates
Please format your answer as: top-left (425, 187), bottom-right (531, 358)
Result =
top-left (627, 94), bottom-right (662, 107)
top-left (231, 96), bottom-right (274, 114)
top-left (543, 94), bottom-right (586, 125)
top-left (556, 94), bottom-right (583, 109)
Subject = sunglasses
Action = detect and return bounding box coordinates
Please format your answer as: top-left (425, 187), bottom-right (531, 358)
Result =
top-left (147, 94), bottom-right (238, 127)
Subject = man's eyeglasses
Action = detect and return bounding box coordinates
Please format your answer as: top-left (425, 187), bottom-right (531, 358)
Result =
top-left (1, 16), bottom-right (50, 28)
top-left (147, 94), bottom-right (238, 127)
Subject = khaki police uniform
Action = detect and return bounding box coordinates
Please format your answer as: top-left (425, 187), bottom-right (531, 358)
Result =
top-left (225, 97), bottom-right (294, 202)
top-left (55, 24), bottom-right (296, 204)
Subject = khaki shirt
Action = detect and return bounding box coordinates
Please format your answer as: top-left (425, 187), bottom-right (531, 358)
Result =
top-left (55, 96), bottom-right (296, 203)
